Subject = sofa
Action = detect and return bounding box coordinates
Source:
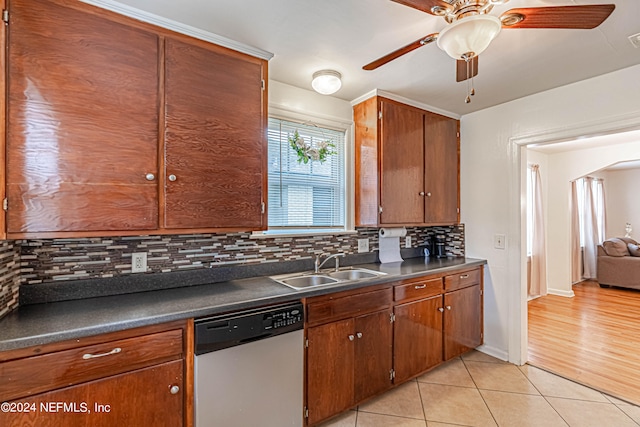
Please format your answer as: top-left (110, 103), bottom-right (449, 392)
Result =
top-left (597, 237), bottom-right (640, 290)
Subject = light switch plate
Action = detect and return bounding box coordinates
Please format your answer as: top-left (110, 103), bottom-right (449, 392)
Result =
top-left (405, 236), bottom-right (411, 248)
top-left (494, 234), bottom-right (506, 250)
top-left (358, 239), bottom-right (369, 253)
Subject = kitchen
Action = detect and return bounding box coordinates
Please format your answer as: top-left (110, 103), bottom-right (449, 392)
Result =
top-left (1, 0), bottom-right (640, 426)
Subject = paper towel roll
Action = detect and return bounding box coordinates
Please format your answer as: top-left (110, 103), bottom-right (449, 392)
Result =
top-left (379, 227), bottom-right (407, 238)
top-left (378, 227), bottom-right (406, 263)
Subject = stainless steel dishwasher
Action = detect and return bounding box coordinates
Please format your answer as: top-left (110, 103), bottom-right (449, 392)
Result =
top-left (194, 301), bottom-right (304, 427)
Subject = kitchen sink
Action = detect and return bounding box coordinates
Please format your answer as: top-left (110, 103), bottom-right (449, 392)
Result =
top-left (279, 274), bottom-right (340, 289)
top-left (271, 267), bottom-right (386, 290)
top-left (328, 268), bottom-right (379, 281)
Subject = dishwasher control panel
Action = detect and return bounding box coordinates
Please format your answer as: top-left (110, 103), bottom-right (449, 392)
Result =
top-left (265, 305), bottom-right (303, 330)
top-left (195, 301), bottom-right (304, 355)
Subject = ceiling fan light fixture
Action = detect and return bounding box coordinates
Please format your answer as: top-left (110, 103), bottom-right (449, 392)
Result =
top-left (311, 70), bottom-right (342, 95)
top-left (436, 14), bottom-right (502, 60)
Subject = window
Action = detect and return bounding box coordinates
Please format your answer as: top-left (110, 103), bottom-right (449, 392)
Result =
top-left (267, 118), bottom-right (346, 231)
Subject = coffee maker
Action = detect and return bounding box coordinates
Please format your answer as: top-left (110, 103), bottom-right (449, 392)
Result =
top-left (430, 235), bottom-right (446, 258)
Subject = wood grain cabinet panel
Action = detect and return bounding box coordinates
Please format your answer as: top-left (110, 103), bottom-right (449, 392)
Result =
top-left (444, 284), bottom-right (483, 360)
top-left (164, 38), bottom-right (266, 230)
top-left (353, 96), bottom-right (460, 227)
top-left (393, 295), bottom-right (443, 383)
top-left (306, 319), bottom-right (355, 426)
top-left (354, 309), bottom-right (393, 403)
top-left (6, 0), bottom-right (160, 233)
top-left (0, 360), bottom-right (184, 427)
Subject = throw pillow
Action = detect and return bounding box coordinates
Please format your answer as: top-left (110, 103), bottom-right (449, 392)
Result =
top-left (628, 243), bottom-right (640, 257)
top-left (620, 237), bottom-right (639, 246)
top-left (602, 238), bottom-right (630, 257)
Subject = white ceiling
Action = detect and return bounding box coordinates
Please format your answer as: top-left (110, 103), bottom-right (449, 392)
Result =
top-left (101, 0), bottom-right (640, 116)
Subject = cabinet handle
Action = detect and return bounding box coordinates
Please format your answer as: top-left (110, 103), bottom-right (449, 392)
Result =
top-left (438, 307), bottom-right (444, 312)
top-left (419, 192), bottom-right (425, 196)
top-left (414, 284), bottom-right (427, 289)
top-left (168, 174), bottom-right (177, 182)
top-left (145, 173), bottom-right (155, 181)
top-left (82, 347), bottom-right (121, 360)
top-left (169, 385), bottom-right (180, 395)
top-left (446, 305), bottom-right (452, 310)
top-left (348, 335), bottom-right (355, 341)
top-left (427, 192), bottom-right (432, 197)
top-left (460, 274), bottom-right (469, 279)
top-left (356, 332), bottom-right (363, 339)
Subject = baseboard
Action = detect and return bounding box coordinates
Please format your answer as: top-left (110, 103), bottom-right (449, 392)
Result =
top-left (547, 288), bottom-right (575, 297)
top-left (476, 344), bottom-right (508, 362)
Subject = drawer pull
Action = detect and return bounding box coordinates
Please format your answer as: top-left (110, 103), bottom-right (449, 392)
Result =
top-left (446, 305), bottom-right (452, 311)
top-left (438, 307), bottom-right (444, 312)
top-left (356, 332), bottom-right (363, 339)
top-left (348, 335), bottom-right (355, 341)
top-left (170, 385), bottom-right (180, 395)
top-left (82, 347), bottom-right (122, 360)
top-left (460, 274), bottom-right (470, 279)
top-left (414, 284), bottom-right (427, 289)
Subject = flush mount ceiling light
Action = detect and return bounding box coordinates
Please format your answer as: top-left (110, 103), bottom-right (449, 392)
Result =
top-left (436, 14), bottom-right (502, 60)
top-left (311, 70), bottom-right (342, 95)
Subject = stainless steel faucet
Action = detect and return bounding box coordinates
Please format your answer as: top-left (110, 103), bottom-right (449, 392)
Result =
top-left (314, 253), bottom-right (345, 273)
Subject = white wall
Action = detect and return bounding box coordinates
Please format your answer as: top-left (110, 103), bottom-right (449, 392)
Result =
top-left (460, 64), bottom-right (640, 363)
top-left (269, 80), bottom-right (353, 123)
top-left (604, 168), bottom-right (640, 240)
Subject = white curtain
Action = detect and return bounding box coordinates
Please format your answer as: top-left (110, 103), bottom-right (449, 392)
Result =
top-left (529, 165), bottom-right (547, 297)
top-left (581, 177), bottom-right (606, 279)
top-left (570, 181), bottom-right (581, 283)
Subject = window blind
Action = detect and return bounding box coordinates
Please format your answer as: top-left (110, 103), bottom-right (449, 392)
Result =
top-left (267, 118), bottom-right (346, 229)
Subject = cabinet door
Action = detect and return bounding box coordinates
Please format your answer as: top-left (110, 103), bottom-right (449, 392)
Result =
top-left (379, 101), bottom-right (424, 224)
top-left (306, 319), bottom-right (354, 426)
top-left (164, 38), bottom-right (266, 229)
top-left (0, 360), bottom-right (183, 427)
top-left (7, 0), bottom-right (159, 233)
top-left (394, 295), bottom-right (443, 383)
top-left (424, 113), bottom-right (459, 224)
top-left (354, 309), bottom-right (392, 403)
top-left (444, 284), bottom-right (482, 360)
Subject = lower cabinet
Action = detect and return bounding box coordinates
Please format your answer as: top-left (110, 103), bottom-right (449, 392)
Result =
top-left (0, 321), bottom-right (189, 427)
top-left (0, 360), bottom-right (183, 427)
top-left (304, 265), bottom-right (483, 426)
top-left (444, 283), bottom-right (483, 360)
top-left (394, 295), bottom-right (443, 383)
top-left (305, 287), bottom-right (393, 426)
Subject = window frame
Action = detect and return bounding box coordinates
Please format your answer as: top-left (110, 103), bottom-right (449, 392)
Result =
top-left (251, 107), bottom-right (354, 239)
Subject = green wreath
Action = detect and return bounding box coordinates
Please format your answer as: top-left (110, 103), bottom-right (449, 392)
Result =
top-left (288, 130), bottom-right (337, 164)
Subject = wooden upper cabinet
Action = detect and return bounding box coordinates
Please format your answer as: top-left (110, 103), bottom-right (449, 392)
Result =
top-left (379, 101), bottom-right (424, 225)
top-left (163, 38), bottom-right (266, 230)
top-left (424, 112), bottom-right (460, 224)
top-left (6, 0), bottom-right (160, 234)
top-left (353, 96), bottom-right (460, 227)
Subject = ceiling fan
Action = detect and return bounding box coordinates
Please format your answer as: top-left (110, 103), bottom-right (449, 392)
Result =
top-left (363, 0), bottom-right (615, 102)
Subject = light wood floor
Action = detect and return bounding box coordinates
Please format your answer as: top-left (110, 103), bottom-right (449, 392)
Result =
top-left (528, 280), bottom-right (640, 406)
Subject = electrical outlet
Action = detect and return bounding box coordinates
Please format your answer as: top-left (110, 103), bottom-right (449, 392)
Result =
top-left (494, 234), bottom-right (506, 250)
top-left (131, 252), bottom-right (147, 273)
top-left (357, 238), bottom-right (369, 253)
top-left (405, 235), bottom-right (411, 248)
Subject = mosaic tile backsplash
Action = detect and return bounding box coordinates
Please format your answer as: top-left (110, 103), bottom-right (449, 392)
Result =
top-left (0, 225), bottom-right (464, 319)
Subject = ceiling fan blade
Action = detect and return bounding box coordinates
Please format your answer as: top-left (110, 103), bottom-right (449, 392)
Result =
top-left (500, 5), bottom-right (615, 29)
top-left (456, 56), bottom-right (478, 82)
top-left (363, 33), bottom-right (438, 71)
top-left (391, 0), bottom-right (452, 15)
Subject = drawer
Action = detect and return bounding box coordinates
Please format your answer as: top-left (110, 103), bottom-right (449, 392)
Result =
top-left (444, 268), bottom-right (481, 292)
top-left (394, 277), bottom-right (442, 303)
top-left (306, 288), bottom-right (392, 326)
top-left (0, 328), bottom-right (183, 401)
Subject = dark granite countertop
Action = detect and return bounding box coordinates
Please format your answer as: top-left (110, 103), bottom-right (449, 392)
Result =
top-left (0, 257), bottom-right (486, 352)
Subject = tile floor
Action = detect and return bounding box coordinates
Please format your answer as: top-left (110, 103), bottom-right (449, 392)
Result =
top-left (319, 350), bottom-right (640, 427)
